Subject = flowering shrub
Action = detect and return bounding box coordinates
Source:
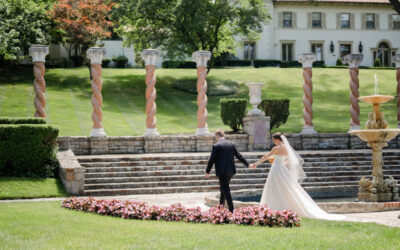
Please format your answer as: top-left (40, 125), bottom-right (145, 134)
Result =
top-left (61, 197), bottom-right (301, 227)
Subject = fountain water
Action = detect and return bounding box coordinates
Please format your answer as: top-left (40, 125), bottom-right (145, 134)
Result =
top-left (349, 76), bottom-right (400, 202)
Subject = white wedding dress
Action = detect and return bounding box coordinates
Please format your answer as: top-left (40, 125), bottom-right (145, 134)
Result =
top-left (260, 137), bottom-right (345, 221)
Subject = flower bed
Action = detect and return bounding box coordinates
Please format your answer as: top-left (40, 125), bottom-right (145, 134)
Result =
top-left (61, 197), bottom-right (301, 227)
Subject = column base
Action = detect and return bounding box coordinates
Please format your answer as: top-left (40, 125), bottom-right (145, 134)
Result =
top-left (144, 128), bottom-right (160, 137)
top-left (195, 127), bottom-right (212, 136)
top-left (349, 125), bottom-right (361, 131)
top-left (300, 125), bottom-right (317, 134)
top-left (247, 109), bottom-right (264, 117)
top-left (90, 128), bottom-right (106, 137)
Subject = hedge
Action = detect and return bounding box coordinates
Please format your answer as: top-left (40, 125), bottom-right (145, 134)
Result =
top-left (112, 55), bottom-right (128, 68)
top-left (0, 125), bottom-right (59, 178)
top-left (258, 99), bottom-right (290, 131)
top-left (0, 117), bottom-right (46, 124)
top-left (253, 60), bottom-right (281, 68)
top-left (220, 99), bottom-right (247, 132)
top-left (162, 61), bottom-right (197, 68)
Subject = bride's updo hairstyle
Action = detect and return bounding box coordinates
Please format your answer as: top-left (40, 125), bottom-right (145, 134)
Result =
top-left (272, 132), bottom-right (283, 142)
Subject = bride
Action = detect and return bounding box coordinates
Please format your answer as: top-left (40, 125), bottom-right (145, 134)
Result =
top-left (250, 132), bottom-right (345, 220)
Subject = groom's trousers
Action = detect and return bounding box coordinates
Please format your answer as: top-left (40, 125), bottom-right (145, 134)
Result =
top-left (218, 174), bottom-right (234, 212)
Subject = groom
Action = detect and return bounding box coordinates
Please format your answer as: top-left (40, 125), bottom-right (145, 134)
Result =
top-left (206, 129), bottom-right (251, 212)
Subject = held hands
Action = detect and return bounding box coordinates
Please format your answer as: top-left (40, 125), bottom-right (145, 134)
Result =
top-left (205, 173), bottom-right (210, 178)
top-left (249, 163), bottom-right (257, 169)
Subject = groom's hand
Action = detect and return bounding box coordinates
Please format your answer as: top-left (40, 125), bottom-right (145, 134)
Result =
top-left (205, 173), bottom-right (210, 178)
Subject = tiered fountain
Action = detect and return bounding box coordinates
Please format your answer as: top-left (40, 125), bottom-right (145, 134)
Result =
top-left (349, 75), bottom-right (400, 202)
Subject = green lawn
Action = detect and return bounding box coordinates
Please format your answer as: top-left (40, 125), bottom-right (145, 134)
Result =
top-left (0, 178), bottom-right (67, 199)
top-left (0, 67), bottom-right (398, 135)
top-left (0, 201), bottom-right (399, 249)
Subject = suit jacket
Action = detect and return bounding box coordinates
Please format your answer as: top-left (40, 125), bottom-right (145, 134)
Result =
top-left (206, 138), bottom-right (249, 176)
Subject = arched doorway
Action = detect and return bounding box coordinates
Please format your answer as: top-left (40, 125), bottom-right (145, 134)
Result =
top-left (376, 42), bottom-right (390, 66)
top-left (372, 41), bottom-right (397, 67)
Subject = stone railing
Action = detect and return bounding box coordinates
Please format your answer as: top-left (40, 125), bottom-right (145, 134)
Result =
top-left (57, 133), bottom-right (400, 155)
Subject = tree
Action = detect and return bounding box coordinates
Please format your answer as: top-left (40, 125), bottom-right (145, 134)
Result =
top-left (113, 0), bottom-right (270, 71)
top-left (49, 0), bottom-right (114, 66)
top-left (389, 0), bottom-right (400, 15)
top-left (0, 0), bottom-right (52, 64)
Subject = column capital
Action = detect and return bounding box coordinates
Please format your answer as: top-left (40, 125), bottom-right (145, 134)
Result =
top-left (393, 54), bottom-right (400, 68)
top-left (29, 44), bottom-right (49, 63)
top-left (87, 47), bottom-right (105, 64)
top-left (141, 49), bottom-right (160, 66)
top-left (192, 50), bottom-right (211, 67)
top-left (297, 53), bottom-right (317, 68)
top-left (344, 54), bottom-right (363, 69)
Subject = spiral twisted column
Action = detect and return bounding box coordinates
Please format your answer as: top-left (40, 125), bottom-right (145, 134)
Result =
top-left (192, 51), bottom-right (212, 136)
top-left (393, 54), bottom-right (400, 128)
top-left (87, 47), bottom-right (106, 137)
top-left (344, 54), bottom-right (363, 131)
top-left (298, 53), bottom-right (317, 134)
top-left (29, 45), bottom-right (49, 118)
top-left (141, 49), bottom-right (160, 137)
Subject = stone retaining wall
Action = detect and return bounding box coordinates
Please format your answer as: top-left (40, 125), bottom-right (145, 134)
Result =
top-left (57, 133), bottom-right (400, 155)
top-left (59, 134), bottom-right (249, 155)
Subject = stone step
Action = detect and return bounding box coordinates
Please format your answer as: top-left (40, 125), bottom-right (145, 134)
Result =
top-left (76, 150), bottom-right (400, 163)
top-left (82, 163), bottom-right (400, 173)
top-left (80, 158), bottom-right (400, 169)
top-left (83, 183), bottom-right (360, 196)
top-left (84, 178), bottom-right (268, 190)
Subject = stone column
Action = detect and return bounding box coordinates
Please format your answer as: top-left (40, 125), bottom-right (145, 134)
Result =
top-left (393, 54), bottom-right (400, 128)
top-left (298, 53), bottom-right (317, 134)
top-left (141, 49), bottom-right (161, 137)
top-left (344, 54), bottom-right (363, 131)
top-left (87, 47), bottom-right (106, 137)
top-left (29, 45), bottom-right (49, 118)
top-left (192, 51), bottom-right (211, 136)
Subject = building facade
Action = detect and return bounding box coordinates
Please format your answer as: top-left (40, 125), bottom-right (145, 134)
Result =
top-left (237, 0), bottom-right (400, 66)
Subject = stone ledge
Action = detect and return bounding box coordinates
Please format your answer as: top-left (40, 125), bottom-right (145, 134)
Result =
top-left (57, 149), bottom-right (84, 195)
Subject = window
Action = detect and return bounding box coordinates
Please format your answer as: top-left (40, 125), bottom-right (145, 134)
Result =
top-left (366, 14), bottom-right (375, 29)
top-left (311, 43), bottom-right (323, 61)
top-left (340, 44), bottom-right (351, 58)
top-left (340, 13), bottom-right (350, 28)
top-left (393, 14), bottom-right (400, 30)
top-left (283, 12), bottom-right (292, 28)
top-left (244, 41), bottom-right (255, 60)
top-left (312, 13), bottom-right (322, 28)
top-left (282, 43), bottom-right (293, 61)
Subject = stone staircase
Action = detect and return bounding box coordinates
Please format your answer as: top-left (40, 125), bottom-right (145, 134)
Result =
top-left (77, 150), bottom-right (400, 198)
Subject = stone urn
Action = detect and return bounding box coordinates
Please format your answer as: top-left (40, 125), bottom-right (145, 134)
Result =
top-left (246, 82), bottom-right (264, 116)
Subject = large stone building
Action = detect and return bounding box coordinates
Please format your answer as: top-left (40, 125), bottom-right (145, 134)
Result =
top-left (44, 0), bottom-right (399, 67)
top-left (237, 0), bottom-right (400, 67)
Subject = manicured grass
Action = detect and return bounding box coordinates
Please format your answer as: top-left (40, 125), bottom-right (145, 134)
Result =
top-left (0, 178), bottom-right (67, 199)
top-left (0, 67), bottom-right (398, 135)
top-left (0, 201), bottom-right (399, 249)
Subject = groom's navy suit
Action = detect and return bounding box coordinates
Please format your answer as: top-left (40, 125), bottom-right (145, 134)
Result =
top-left (206, 138), bottom-right (249, 212)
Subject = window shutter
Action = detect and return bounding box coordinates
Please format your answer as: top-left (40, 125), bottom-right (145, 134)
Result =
top-left (292, 12), bottom-right (297, 28)
top-left (350, 13), bottom-right (355, 29)
top-left (389, 14), bottom-right (393, 30)
top-left (375, 13), bottom-right (380, 30)
top-left (322, 13), bottom-right (326, 29)
top-left (361, 14), bottom-right (366, 29)
top-left (307, 13), bottom-right (312, 28)
top-left (278, 12), bottom-right (283, 28)
top-left (336, 13), bottom-right (340, 29)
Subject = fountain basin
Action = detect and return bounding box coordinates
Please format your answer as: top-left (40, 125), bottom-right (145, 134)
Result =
top-left (349, 129), bottom-right (400, 143)
top-left (358, 95), bottom-right (394, 104)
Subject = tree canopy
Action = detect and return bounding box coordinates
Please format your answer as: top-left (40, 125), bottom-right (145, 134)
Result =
top-left (49, 0), bottom-right (114, 65)
top-left (0, 0), bottom-right (52, 61)
top-left (114, 0), bottom-right (270, 69)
